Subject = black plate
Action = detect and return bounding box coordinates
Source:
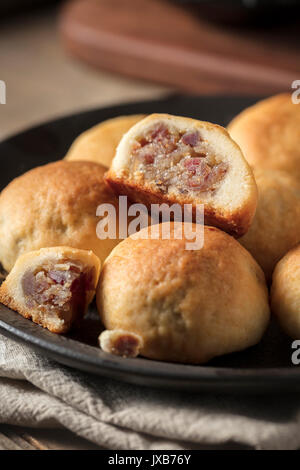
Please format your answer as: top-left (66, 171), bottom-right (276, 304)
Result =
top-left (0, 95), bottom-right (298, 393)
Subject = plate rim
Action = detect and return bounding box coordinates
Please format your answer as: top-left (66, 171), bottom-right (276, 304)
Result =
top-left (1, 304), bottom-right (300, 391)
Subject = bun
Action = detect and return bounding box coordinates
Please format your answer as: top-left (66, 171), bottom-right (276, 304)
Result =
top-left (97, 222), bottom-right (270, 364)
top-left (65, 115), bottom-right (145, 167)
top-left (105, 113), bottom-right (257, 237)
top-left (0, 246), bottom-right (100, 333)
top-left (228, 93), bottom-right (300, 179)
top-left (239, 168), bottom-right (300, 281)
top-left (271, 244), bottom-right (300, 338)
top-left (0, 161), bottom-right (123, 271)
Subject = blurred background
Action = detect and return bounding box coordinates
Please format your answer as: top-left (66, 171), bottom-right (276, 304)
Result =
top-left (1, 0), bottom-right (299, 140)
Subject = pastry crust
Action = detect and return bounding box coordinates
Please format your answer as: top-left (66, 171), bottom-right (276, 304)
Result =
top-left (228, 93), bottom-right (300, 179)
top-left (239, 168), bottom-right (300, 281)
top-left (0, 161), bottom-right (124, 272)
top-left (0, 246), bottom-right (100, 333)
top-left (65, 115), bottom-right (145, 167)
top-left (97, 222), bottom-right (270, 364)
top-left (105, 114), bottom-right (258, 237)
top-left (271, 244), bottom-right (300, 338)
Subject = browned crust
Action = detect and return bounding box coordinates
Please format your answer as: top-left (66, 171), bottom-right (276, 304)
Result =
top-left (0, 284), bottom-right (72, 334)
top-left (104, 174), bottom-right (254, 238)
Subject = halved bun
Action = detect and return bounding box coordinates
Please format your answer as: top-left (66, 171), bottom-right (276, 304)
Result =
top-left (105, 114), bottom-right (257, 237)
top-left (0, 246), bottom-right (100, 333)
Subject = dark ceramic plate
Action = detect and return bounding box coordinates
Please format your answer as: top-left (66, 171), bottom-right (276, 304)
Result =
top-left (0, 95), bottom-right (298, 392)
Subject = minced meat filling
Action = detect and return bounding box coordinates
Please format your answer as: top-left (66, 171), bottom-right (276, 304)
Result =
top-left (131, 123), bottom-right (228, 194)
top-left (22, 260), bottom-right (94, 317)
top-left (112, 334), bottom-right (141, 357)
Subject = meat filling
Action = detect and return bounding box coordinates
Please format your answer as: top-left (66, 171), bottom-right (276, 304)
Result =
top-left (131, 123), bottom-right (228, 194)
top-left (22, 260), bottom-right (94, 323)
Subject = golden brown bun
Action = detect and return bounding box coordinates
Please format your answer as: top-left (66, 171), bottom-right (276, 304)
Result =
top-left (0, 161), bottom-right (123, 272)
top-left (65, 115), bottom-right (145, 168)
top-left (271, 244), bottom-right (300, 338)
top-left (105, 113), bottom-right (258, 237)
top-left (228, 93), bottom-right (300, 179)
top-left (239, 168), bottom-right (300, 281)
top-left (97, 223), bottom-right (270, 364)
top-left (0, 247), bottom-right (100, 333)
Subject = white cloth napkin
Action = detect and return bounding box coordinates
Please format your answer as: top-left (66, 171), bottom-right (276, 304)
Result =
top-left (0, 331), bottom-right (299, 450)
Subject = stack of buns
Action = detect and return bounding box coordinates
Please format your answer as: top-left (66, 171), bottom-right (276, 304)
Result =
top-left (0, 93), bottom-right (299, 364)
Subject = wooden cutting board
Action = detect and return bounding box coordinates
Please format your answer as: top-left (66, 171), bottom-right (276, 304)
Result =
top-left (60, 0), bottom-right (300, 94)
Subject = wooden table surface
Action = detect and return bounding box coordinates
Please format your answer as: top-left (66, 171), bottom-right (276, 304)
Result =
top-left (0, 424), bottom-right (102, 450)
